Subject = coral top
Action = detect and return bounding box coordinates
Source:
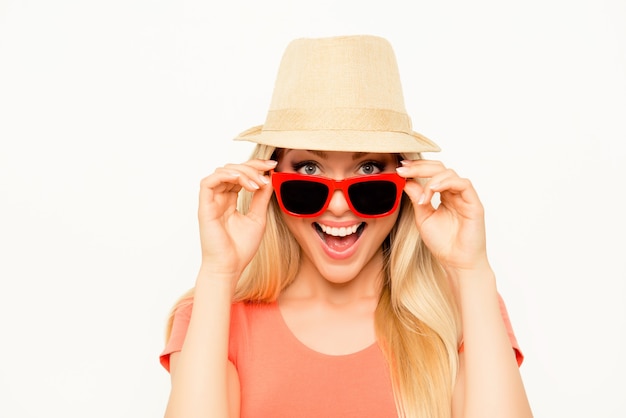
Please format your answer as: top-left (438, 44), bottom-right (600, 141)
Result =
top-left (160, 299), bottom-right (522, 418)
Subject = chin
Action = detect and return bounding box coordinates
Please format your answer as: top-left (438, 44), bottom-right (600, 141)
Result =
top-left (314, 252), bottom-right (383, 286)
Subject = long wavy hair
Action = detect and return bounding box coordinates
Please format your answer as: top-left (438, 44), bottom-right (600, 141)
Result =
top-left (165, 144), bottom-right (461, 418)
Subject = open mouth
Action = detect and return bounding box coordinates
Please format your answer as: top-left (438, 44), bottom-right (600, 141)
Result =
top-left (314, 222), bottom-right (366, 252)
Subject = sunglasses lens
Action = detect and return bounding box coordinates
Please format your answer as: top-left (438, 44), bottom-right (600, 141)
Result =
top-left (280, 180), bottom-right (329, 215)
top-left (348, 181), bottom-right (398, 216)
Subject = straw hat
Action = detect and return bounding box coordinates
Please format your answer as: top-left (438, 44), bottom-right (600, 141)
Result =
top-left (234, 35), bottom-right (440, 153)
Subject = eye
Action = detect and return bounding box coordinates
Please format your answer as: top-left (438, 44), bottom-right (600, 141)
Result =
top-left (293, 161), bottom-right (320, 175)
top-left (358, 161), bottom-right (384, 175)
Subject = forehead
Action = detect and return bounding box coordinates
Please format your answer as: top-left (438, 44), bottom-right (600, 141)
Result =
top-left (281, 149), bottom-right (396, 161)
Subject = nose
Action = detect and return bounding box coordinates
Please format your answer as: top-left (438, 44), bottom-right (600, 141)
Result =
top-left (325, 188), bottom-right (352, 216)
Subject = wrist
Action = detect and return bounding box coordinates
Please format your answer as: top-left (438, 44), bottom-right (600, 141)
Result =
top-left (196, 263), bottom-right (241, 294)
top-left (444, 260), bottom-right (496, 288)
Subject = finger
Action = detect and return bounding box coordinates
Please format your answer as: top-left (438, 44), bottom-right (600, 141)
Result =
top-left (396, 159), bottom-right (448, 179)
top-left (198, 171), bottom-right (247, 224)
top-left (399, 167), bottom-right (458, 207)
top-left (198, 160), bottom-right (275, 219)
top-left (430, 177), bottom-right (482, 209)
top-left (246, 181), bottom-right (274, 226)
top-left (219, 160), bottom-right (276, 191)
top-left (200, 167), bottom-right (267, 195)
top-left (403, 179), bottom-right (438, 226)
top-left (402, 177), bottom-right (426, 204)
top-left (417, 168), bottom-right (460, 205)
top-left (212, 167), bottom-right (265, 193)
top-left (224, 159), bottom-right (277, 175)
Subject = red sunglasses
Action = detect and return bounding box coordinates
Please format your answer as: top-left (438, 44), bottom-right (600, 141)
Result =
top-left (271, 171), bottom-right (406, 218)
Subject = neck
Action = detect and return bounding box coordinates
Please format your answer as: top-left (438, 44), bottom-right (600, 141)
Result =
top-left (279, 249), bottom-right (385, 306)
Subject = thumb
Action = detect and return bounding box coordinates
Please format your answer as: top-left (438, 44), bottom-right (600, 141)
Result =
top-left (246, 182), bottom-right (274, 224)
top-left (403, 180), bottom-right (436, 228)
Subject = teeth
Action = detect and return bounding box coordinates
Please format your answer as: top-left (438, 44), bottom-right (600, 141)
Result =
top-left (317, 223), bottom-right (361, 237)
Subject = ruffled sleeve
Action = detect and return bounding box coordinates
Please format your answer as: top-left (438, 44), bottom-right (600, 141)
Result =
top-left (159, 301), bottom-right (193, 372)
top-left (458, 293), bottom-right (524, 367)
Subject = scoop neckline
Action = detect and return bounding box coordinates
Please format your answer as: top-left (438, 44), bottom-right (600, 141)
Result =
top-left (268, 300), bottom-right (379, 358)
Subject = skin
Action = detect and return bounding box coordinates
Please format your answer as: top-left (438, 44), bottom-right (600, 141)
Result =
top-left (164, 151), bottom-right (533, 418)
top-left (276, 150), bottom-right (399, 355)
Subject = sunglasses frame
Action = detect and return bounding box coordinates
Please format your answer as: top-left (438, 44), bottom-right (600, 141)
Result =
top-left (271, 170), bottom-right (406, 218)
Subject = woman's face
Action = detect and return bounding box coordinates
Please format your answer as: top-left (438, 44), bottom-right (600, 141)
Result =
top-left (275, 149), bottom-right (401, 285)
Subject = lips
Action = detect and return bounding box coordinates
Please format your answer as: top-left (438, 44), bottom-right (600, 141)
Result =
top-left (316, 222), bottom-right (363, 237)
top-left (314, 222), bottom-right (365, 254)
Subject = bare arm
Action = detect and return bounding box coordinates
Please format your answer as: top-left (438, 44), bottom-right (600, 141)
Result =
top-left (450, 267), bottom-right (532, 418)
top-left (167, 326), bottom-right (241, 418)
top-left (164, 273), bottom-right (237, 418)
top-left (397, 159), bottom-right (532, 418)
top-left (163, 159), bottom-right (276, 418)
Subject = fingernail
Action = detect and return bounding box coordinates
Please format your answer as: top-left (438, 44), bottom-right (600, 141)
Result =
top-left (429, 183), bottom-right (439, 190)
top-left (248, 180), bottom-right (260, 189)
top-left (396, 167), bottom-right (408, 174)
top-left (259, 175), bottom-right (269, 185)
top-left (266, 160), bottom-right (278, 166)
top-left (418, 194), bottom-right (425, 205)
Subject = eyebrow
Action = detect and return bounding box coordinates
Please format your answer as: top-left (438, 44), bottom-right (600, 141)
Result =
top-left (306, 150), bottom-right (370, 161)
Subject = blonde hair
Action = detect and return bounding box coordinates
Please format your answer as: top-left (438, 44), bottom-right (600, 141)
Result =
top-left (165, 145), bottom-right (461, 418)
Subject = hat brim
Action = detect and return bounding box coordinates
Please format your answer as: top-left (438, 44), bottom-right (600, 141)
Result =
top-left (234, 125), bottom-right (441, 154)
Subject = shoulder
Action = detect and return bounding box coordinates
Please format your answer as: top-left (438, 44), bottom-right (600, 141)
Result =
top-left (228, 300), bottom-right (280, 367)
top-left (161, 299), bottom-right (278, 371)
top-left (171, 298), bottom-right (275, 319)
top-left (229, 300), bottom-right (278, 332)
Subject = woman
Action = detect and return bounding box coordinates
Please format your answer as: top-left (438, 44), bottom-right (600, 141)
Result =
top-left (160, 35), bottom-right (532, 418)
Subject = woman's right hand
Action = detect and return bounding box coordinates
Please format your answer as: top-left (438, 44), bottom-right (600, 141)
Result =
top-left (197, 159), bottom-right (277, 286)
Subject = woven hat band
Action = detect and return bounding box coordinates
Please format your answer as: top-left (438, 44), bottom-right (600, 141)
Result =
top-left (263, 108), bottom-right (413, 134)
top-left (234, 36), bottom-right (440, 153)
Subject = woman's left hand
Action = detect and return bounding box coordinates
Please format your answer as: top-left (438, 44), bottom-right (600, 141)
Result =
top-left (396, 159), bottom-right (489, 272)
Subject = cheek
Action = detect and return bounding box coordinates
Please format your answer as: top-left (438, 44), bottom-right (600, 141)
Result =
top-left (275, 160), bottom-right (288, 172)
top-left (282, 216), bottom-right (311, 243)
top-left (373, 211), bottom-right (400, 237)
top-left (280, 210), bottom-right (400, 254)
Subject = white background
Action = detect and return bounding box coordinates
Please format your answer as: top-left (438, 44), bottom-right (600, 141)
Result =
top-left (1, 0), bottom-right (624, 417)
